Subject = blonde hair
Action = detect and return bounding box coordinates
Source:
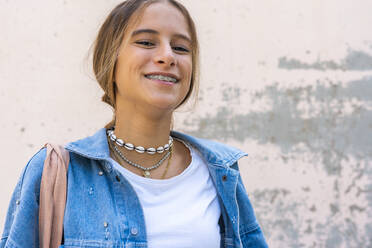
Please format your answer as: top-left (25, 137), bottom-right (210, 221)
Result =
top-left (92, 0), bottom-right (199, 129)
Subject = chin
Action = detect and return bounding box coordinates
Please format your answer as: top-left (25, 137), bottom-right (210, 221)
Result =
top-left (146, 97), bottom-right (182, 111)
top-left (151, 101), bottom-right (179, 111)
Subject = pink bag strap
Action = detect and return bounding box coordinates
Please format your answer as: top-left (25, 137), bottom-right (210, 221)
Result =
top-left (39, 143), bottom-right (70, 248)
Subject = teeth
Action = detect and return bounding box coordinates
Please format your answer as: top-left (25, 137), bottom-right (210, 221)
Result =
top-left (146, 74), bottom-right (177, 83)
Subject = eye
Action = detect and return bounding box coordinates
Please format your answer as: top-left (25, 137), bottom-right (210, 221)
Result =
top-left (173, 46), bottom-right (190, 53)
top-left (135, 41), bottom-right (155, 47)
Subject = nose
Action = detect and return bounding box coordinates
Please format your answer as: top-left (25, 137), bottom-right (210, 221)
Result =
top-left (154, 43), bottom-right (176, 67)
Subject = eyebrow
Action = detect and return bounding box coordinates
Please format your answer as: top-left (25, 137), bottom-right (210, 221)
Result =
top-left (131, 29), bottom-right (192, 44)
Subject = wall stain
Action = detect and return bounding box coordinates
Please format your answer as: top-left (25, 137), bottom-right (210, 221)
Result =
top-left (278, 50), bottom-right (372, 71)
top-left (252, 188), bottom-right (312, 247)
top-left (254, 186), bottom-right (371, 247)
top-left (222, 85), bottom-right (242, 102)
top-left (185, 76), bottom-right (372, 176)
top-left (330, 203), bottom-right (339, 215)
top-left (325, 226), bottom-right (343, 248)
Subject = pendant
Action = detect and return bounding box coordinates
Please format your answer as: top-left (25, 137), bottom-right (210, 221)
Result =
top-left (143, 171), bottom-right (151, 178)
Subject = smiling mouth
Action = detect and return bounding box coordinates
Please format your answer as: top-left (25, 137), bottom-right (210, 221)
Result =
top-left (145, 74), bottom-right (179, 83)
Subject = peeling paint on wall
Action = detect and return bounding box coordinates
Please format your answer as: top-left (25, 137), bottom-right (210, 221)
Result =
top-left (185, 78), bottom-right (372, 172)
top-left (278, 50), bottom-right (372, 71)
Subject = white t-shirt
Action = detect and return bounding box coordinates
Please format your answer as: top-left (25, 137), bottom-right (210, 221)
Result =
top-left (112, 141), bottom-right (221, 248)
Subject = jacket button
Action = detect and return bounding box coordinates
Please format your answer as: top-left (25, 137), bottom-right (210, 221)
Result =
top-left (103, 221), bottom-right (108, 228)
top-left (98, 171), bottom-right (104, 176)
top-left (131, 227), bottom-right (138, 236)
top-left (16, 200), bottom-right (20, 205)
top-left (222, 175), bottom-right (227, 181)
top-left (116, 175), bottom-right (121, 182)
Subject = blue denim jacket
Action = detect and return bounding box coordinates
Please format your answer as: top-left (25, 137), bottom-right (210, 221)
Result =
top-left (1, 128), bottom-right (268, 248)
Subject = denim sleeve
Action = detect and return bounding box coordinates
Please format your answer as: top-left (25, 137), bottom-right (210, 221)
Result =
top-left (0, 148), bottom-right (46, 248)
top-left (231, 162), bottom-right (269, 248)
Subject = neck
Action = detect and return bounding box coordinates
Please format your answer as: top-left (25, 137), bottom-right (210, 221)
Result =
top-left (113, 103), bottom-right (173, 152)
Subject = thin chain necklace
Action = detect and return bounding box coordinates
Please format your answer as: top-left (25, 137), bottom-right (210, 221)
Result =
top-left (109, 139), bottom-right (173, 178)
top-left (160, 146), bottom-right (173, 179)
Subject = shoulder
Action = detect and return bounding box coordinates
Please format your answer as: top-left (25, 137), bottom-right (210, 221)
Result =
top-left (18, 148), bottom-right (47, 196)
top-left (171, 131), bottom-right (247, 167)
top-left (25, 147), bottom-right (47, 171)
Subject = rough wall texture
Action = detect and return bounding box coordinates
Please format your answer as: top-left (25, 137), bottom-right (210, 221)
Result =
top-left (1, 0), bottom-right (371, 247)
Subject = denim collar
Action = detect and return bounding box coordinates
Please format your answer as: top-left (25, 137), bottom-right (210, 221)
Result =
top-left (65, 128), bottom-right (247, 168)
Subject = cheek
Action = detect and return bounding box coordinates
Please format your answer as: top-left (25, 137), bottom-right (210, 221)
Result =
top-left (115, 46), bottom-right (148, 78)
top-left (186, 64), bottom-right (193, 88)
top-left (115, 58), bottom-right (139, 85)
top-left (180, 57), bottom-right (193, 80)
top-left (115, 55), bottom-right (128, 81)
top-left (114, 58), bottom-right (133, 96)
top-left (181, 60), bottom-right (193, 95)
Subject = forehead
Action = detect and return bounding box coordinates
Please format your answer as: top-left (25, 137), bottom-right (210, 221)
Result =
top-left (130, 2), bottom-right (190, 37)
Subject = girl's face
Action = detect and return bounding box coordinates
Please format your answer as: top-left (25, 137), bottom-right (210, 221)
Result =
top-left (114, 2), bottom-right (193, 113)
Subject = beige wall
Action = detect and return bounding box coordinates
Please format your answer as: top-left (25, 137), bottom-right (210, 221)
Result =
top-left (1, 0), bottom-right (372, 247)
